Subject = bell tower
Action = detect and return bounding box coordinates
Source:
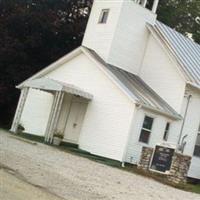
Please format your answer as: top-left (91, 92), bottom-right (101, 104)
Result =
top-left (82, 0), bottom-right (159, 74)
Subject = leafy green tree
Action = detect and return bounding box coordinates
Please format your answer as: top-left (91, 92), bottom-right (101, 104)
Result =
top-left (0, 0), bottom-right (92, 127)
top-left (0, 0), bottom-right (199, 128)
top-left (148, 0), bottom-right (200, 43)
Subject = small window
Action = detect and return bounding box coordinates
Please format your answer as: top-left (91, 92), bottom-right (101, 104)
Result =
top-left (99, 9), bottom-right (109, 24)
top-left (139, 116), bottom-right (154, 144)
top-left (194, 124), bottom-right (200, 157)
top-left (163, 122), bottom-right (170, 141)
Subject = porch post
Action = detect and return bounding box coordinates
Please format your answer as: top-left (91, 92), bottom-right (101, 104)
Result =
top-left (44, 91), bottom-right (64, 143)
top-left (10, 87), bottom-right (29, 133)
top-left (49, 91), bottom-right (64, 143)
top-left (44, 91), bottom-right (59, 143)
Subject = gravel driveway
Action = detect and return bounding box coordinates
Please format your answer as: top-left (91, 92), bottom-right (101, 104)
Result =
top-left (0, 168), bottom-right (64, 200)
top-left (0, 130), bottom-right (200, 200)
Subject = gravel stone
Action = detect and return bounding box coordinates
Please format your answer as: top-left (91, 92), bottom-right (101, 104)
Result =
top-left (0, 130), bottom-right (199, 200)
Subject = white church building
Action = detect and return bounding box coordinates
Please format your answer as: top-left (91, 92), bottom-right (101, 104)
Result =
top-left (11, 0), bottom-right (200, 180)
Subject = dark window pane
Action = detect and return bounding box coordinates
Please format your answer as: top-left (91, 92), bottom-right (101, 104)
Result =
top-left (163, 131), bottom-right (168, 141)
top-left (143, 116), bottom-right (154, 130)
top-left (139, 129), bottom-right (150, 143)
top-left (99, 9), bottom-right (109, 24)
top-left (165, 122), bottom-right (170, 131)
top-left (102, 12), bottom-right (108, 23)
top-left (163, 122), bottom-right (170, 141)
top-left (194, 145), bottom-right (200, 157)
top-left (196, 134), bottom-right (200, 146)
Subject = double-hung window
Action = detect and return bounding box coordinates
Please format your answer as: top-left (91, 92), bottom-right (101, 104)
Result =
top-left (193, 124), bottom-right (200, 157)
top-left (139, 116), bottom-right (154, 144)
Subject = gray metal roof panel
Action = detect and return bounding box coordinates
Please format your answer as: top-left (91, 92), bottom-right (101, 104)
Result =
top-left (106, 64), bottom-right (180, 117)
top-left (155, 21), bottom-right (200, 86)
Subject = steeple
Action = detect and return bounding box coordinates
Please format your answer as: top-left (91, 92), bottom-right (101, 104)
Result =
top-left (82, 0), bottom-right (159, 74)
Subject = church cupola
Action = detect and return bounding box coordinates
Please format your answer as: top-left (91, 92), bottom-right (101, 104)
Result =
top-left (134, 0), bottom-right (159, 13)
top-left (152, 0), bottom-right (159, 13)
top-left (82, 0), bottom-right (159, 74)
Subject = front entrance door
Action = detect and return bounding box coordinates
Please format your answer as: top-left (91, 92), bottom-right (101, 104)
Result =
top-left (64, 98), bottom-right (87, 144)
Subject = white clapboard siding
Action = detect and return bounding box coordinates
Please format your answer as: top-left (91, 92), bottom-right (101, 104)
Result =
top-left (189, 157), bottom-right (200, 179)
top-left (83, 0), bottom-right (156, 74)
top-left (140, 35), bottom-right (186, 113)
top-left (181, 88), bottom-right (200, 179)
top-left (82, 0), bottom-right (123, 61)
top-left (108, 1), bottom-right (156, 74)
top-left (20, 89), bottom-right (54, 136)
top-left (45, 53), bottom-right (135, 161)
top-left (125, 108), bottom-right (174, 164)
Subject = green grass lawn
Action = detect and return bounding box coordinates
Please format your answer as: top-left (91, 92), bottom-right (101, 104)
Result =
top-left (187, 184), bottom-right (200, 194)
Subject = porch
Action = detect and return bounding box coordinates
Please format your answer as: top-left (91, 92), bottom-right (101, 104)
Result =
top-left (11, 78), bottom-right (93, 144)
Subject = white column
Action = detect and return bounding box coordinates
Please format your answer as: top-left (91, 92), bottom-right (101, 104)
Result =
top-left (152, 0), bottom-right (159, 13)
top-left (45, 91), bottom-right (59, 143)
top-left (10, 88), bottom-right (29, 133)
top-left (141, 0), bottom-right (147, 7)
top-left (49, 91), bottom-right (64, 143)
top-left (44, 91), bottom-right (64, 144)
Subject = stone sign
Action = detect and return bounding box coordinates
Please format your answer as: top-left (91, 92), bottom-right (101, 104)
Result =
top-left (150, 145), bottom-right (175, 173)
top-left (138, 146), bottom-right (192, 184)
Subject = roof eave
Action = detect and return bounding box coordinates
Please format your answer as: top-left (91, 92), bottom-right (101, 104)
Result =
top-left (136, 102), bottom-right (182, 120)
top-left (187, 81), bottom-right (200, 92)
top-left (16, 46), bottom-right (83, 88)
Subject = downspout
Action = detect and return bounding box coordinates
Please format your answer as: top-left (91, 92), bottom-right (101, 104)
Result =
top-left (178, 94), bottom-right (192, 146)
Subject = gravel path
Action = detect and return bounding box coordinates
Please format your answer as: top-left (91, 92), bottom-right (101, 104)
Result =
top-left (0, 168), bottom-right (64, 200)
top-left (0, 130), bottom-right (200, 200)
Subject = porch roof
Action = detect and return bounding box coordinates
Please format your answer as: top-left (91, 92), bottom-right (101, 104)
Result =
top-left (22, 78), bottom-right (93, 100)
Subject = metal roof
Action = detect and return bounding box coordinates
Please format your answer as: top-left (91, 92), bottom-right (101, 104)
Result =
top-left (23, 78), bottom-right (93, 100)
top-left (154, 21), bottom-right (200, 86)
top-left (106, 64), bottom-right (181, 119)
top-left (86, 47), bottom-right (181, 119)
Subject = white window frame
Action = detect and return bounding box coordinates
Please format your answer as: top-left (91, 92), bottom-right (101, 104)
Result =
top-left (98, 9), bottom-right (109, 24)
top-left (139, 115), bottom-right (154, 144)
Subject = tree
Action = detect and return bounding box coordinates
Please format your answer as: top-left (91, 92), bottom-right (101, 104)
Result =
top-left (0, 0), bottom-right (199, 128)
top-left (148, 0), bottom-right (200, 43)
top-left (0, 0), bottom-right (92, 127)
